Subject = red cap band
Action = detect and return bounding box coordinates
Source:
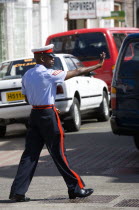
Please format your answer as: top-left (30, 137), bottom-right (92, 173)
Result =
top-left (34, 48), bottom-right (53, 54)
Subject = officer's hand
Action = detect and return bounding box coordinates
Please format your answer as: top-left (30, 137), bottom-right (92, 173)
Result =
top-left (99, 52), bottom-right (106, 65)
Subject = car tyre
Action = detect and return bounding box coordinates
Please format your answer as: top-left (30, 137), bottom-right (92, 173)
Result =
top-left (63, 98), bottom-right (81, 132)
top-left (133, 135), bottom-right (139, 150)
top-left (97, 91), bottom-right (109, 122)
top-left (0, 125), bottom-right (6, 137)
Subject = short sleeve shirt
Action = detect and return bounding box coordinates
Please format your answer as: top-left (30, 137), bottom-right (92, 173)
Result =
top-left (22, 64), bottom-right (67, 105)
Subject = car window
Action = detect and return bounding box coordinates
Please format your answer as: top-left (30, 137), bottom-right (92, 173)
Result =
top-left (50, 32), bottom-right (110, 61)
top-left (0, 61), bottom-right (11, 80)
top-left (112, 33), bottom-right (126, 51)
top-left (119, 41), bottom-right (139, 78)
top-left (124, 44), bottom-right (133, 57)
top-left (12, 59), bottom-right (36, 77)
top-left (64, 57), bottom-right (77, 71)
top-left (52, 57), bottom-right (64, 70)
top-left (71, 57), bottom-right (84, 68)
top-left (0, 58), bottom-right (36, 80)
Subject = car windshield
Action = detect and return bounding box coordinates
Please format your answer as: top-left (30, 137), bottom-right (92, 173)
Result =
top-left (50, 32), bottom-right (110, 61)
top-left (0, 59), bottom-right (36, 80)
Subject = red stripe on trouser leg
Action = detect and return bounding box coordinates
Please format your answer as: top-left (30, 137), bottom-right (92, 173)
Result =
top-left (53, 107), bottom-right (84, 189)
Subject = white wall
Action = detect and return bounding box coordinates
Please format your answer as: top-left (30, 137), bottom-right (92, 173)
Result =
top-left (87, 19), bottom-right (99, 28)
top-left (39, 0), bottom-right (51, 46)
top-left (6, 2), bottom-right (14, 60)
top-left (0, 0), bottom-right (66, 62)
top-left (4, 0), bottom-right (33, 60)
top-left (51, 0), bottom-right (64, 34)
top-left (32, 0), bottom-right (51, 50)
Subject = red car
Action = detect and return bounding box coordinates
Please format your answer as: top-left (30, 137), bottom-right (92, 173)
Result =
top-left (46, 27), bottom-right (139, 91)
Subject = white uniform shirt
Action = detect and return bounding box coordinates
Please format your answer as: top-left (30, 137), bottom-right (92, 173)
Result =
top-left (22, 64), bottom-right (67, 105)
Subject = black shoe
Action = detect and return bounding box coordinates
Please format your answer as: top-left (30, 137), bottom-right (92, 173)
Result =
top-left (68, 188), bottom-right (94, 199)
top-left (9, 193), bottom-right (30, 202)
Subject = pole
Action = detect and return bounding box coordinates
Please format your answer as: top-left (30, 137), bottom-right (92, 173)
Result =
top-left (124, 0), bottom-right (127, 27)
top-left (134, 0), bottom-right (137, 27)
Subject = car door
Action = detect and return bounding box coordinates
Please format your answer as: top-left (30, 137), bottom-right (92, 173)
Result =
top-left (114, 39), bottom-right (139, 126)
top-left (72, 56), bottom-right (103, 108)
top-left (64, 56), bottom-right (96, 110)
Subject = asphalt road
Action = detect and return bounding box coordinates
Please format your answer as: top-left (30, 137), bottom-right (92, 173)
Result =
top-left (0, 119), bottom-right (139, 210)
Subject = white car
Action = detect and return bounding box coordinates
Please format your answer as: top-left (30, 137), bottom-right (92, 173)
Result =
top-left (0, 54), bottom-right (109, 137)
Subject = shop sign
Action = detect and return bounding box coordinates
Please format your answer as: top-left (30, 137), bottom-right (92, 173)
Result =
top-left (102, 11), bottom-right (125, 21)
top-left (68, 0), bottom-right (96, 19)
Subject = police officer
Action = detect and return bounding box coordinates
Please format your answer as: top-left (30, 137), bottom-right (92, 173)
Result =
top-left (9, 44), bottom-right (105, 202)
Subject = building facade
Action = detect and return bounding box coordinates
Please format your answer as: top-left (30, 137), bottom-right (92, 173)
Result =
top-left (0, 0), bottom-right (138, 62)
top-left (0, 0), bottom-right (65, 62)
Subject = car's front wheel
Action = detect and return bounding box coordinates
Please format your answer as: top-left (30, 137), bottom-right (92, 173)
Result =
top-left (0, 125), bottom-right (6, 137)
top-left (63, 98), bottom-right (81, 132)
top-left (97, 91), bottom-right (110, 122)
top-left (133, 135), bottom-right (139, 150)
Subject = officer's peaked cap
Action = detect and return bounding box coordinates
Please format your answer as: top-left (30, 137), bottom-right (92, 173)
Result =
top-left (31, 44), bottom-right (54, 55)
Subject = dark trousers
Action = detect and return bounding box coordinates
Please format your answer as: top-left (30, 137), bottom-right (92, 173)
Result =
top-left (10, 106), bottom-right (85, 195)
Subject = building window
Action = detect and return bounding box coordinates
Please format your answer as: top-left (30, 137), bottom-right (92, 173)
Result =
top-left (68, 19), bottom-right (86, 30)
top-left (68, 20), bottom-right (76, 30)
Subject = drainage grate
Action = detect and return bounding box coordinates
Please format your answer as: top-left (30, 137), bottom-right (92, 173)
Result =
top-left (40, 195), bottom-right (119, 204)
top-left (115, 199), bottom-right (139, 207)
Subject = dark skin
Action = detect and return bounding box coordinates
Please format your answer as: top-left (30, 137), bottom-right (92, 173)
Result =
top-left (24, 52), bottom-right (106, 103)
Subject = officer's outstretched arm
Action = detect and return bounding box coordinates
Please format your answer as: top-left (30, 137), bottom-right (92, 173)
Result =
top-left (65, 52), bottom-right (105, 81)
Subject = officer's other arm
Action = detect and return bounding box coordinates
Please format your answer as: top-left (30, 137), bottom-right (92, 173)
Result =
top-left (65, 52), bottom-right (105, 81)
